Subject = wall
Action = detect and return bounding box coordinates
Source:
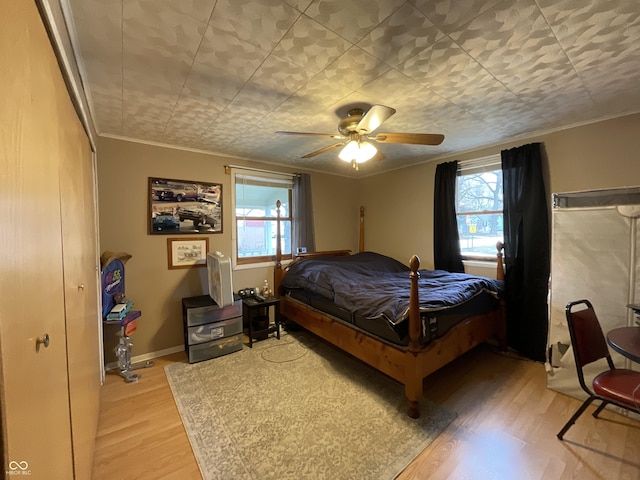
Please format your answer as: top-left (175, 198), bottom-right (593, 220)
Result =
top-left (357, 162), bottom-right (438, 269)
top-left (359, 113), bottom-right (640, 275)
top-left (98, 113), bottom-right (640, 356)
top-left (97, 137), bottom-right (358, 357)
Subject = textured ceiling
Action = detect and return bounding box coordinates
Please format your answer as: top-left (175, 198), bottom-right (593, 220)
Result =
top-left (65, 0), bottom-right (640, 176)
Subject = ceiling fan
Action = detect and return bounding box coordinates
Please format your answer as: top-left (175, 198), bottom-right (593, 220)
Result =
top-left (275, 104), bottom-right (444, 170)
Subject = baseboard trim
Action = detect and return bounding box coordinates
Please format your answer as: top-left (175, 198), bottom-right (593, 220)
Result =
top-left (131, 345), bottom-right (184, 364)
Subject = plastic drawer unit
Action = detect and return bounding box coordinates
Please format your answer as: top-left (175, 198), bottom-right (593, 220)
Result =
top-left (182, 295), bottom-right (243, 363)
top-left (186, 334), bottom-right (243, 364)
top-left (187, 317), bottom-right (243, 344)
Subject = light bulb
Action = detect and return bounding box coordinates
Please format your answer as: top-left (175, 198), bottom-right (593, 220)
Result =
top-left (357, 142), bottom-right (376, 163)
top-left (339, 140), bottom-right (377, 164)
top-left (339, 140), bottom-right (359, 162)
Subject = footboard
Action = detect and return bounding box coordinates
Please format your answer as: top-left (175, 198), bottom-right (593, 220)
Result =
top-left (273, 204), bottom-right (506, 418)
top-left (280, 290), bottom-right (505, 418)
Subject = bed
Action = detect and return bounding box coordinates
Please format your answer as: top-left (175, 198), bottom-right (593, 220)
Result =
top-left (273, 205), bottom-right (506, 418)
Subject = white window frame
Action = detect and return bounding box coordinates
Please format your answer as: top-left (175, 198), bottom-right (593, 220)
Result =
top-left (231, 169), bottom-right (293, 269)
top-left (456, 155), bottom-right (504, 262)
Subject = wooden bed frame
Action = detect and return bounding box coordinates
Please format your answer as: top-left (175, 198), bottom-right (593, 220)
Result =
top-left (273, 203), bottom-right (506, 418)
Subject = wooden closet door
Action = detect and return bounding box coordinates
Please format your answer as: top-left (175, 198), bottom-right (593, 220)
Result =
top-left (58, 89), bottom-right (101, 479)
top-left (0, 1), bottom-right (74, 478)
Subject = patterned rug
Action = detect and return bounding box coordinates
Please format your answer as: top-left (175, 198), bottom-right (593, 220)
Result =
top-left (165, 331), bottom-right (456, 480)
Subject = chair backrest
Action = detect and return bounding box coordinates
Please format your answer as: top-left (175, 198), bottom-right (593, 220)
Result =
top-left (565, 299), bottom-right (611, 368)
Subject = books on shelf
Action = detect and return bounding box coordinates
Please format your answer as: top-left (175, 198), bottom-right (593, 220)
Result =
top-left (103, 309), bottom-right (141, 327)
top-left (107, 301), bottom-right (134, 320)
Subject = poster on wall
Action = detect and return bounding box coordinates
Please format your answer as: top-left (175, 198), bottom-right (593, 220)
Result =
top-left (149, 177), bottom-right (222, 235)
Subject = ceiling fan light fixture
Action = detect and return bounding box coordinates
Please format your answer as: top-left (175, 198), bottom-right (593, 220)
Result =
top-left (357, 141), bottom-right (377, 162)
top-left (339, 140), bottom-right (358, 162)
top-left (339, 140), bottom-right (376, 164)
top-left (277, 104), bottom-right (443, 163)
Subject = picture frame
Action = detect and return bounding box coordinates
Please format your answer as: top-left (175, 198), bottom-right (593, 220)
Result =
top-left (167, 237), bottom-right (209, 269)
top-left (149, 177), bottom-right (222, 235)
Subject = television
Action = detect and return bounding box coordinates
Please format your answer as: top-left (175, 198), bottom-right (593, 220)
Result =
top-left (207, 251), bottom-right (234, 307)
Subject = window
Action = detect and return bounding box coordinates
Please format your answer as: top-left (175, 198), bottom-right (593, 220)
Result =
top-left (233, 172), bottom-right (293, 265)
top-left (456, 157), bottom-right (503, 259)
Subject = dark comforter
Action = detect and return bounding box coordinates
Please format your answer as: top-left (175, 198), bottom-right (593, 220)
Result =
top-left (281, 251), bottom-right (504, 325)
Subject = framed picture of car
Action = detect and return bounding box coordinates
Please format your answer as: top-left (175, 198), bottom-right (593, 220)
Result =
top-left (167, 237), bottom-right (209, 269)
top-left (149, 177), bottom-right (223, 235)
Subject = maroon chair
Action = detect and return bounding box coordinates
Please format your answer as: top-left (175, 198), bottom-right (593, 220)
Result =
top-left (558, 299), bottom-right (640, 439)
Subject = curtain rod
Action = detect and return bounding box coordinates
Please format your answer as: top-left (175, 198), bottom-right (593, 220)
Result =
top-left (224, 164), bottom-right (298, 177)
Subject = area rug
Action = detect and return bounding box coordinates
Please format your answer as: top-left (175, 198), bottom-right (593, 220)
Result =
top-left (165, 331), bottom-right (456, 480)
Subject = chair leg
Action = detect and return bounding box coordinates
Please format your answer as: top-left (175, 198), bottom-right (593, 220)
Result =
top-left (592, 400), bottom-right (608, 418)
top-left (557, 396), bottom-right (595, 440)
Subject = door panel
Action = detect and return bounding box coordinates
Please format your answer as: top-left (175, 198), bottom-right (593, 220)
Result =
top-left (59, 98), bottom-right (101, 480)
top-left (0, 1), bottom-right (74, 478)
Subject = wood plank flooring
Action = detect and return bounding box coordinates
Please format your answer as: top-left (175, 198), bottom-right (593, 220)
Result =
top-left (92, 338), bottom-right (640, 480)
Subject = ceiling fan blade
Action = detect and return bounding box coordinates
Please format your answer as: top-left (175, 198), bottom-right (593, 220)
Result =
top-left (301, 142), bottom-right (345, 158)
top-left (356, 105), bottom-right (396, 134)
top-left (275, 131), bottom-right (343, 139)
top-left (371, 132), bottom-right (444, 145)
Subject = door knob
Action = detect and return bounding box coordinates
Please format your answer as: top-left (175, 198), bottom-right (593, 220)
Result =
top-left (78, 284), bottom-right (85, 291)
top-left (36, 333), bottom-right (50, 352)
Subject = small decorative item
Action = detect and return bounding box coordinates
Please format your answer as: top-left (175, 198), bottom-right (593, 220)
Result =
top-left (167, 237), bottom-right (209, 269)
top-left (149, 177), bottom-right (223, 235)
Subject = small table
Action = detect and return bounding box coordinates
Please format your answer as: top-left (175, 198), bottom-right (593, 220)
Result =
top-left (243, 297), bottom-right (281, 348)
top-left (607, 326), bottom-right (640, 363)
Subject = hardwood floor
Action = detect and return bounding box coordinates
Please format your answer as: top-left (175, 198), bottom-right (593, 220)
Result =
top-left (92, 340), bottom-right (640, 480)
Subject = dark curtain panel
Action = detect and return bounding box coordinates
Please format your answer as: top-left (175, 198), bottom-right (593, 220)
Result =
top-left (502, 142), bottom-right (550, 362)
top-left (434, 161), bottom-right (464, 273)
top-left (292, 173), bottom-right (316, 253)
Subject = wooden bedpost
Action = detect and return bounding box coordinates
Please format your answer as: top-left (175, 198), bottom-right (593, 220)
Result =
top-left (274, 200), bottom-right (283, 297)
top-left (408, 255), bottom-right (421, 354)
top-left (406, 254), bottom-right (422, 418)
top-left (495, 241), bottom-right (507, 350)
top-left (359, 205), bottom-right (365, 253)
top-left (496, 241), bottom-right (505, 281)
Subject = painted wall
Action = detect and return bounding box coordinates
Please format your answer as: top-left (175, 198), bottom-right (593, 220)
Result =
top-left (357, 162), bottom-right (438, 269)
top-left (359, 113), bottom-right (640, 276)
top-left (98, 112), bottom-right (640, 357)
top-left (97, 137), bottom-right (358, 358)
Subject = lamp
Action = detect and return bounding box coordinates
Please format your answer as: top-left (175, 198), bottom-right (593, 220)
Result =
top-left (339, 140), bottom-right (377, 170)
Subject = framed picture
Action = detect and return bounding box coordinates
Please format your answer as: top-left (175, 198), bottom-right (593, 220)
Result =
top-left (149, 177), bottom-right (222, 235)
top-left (167, 237), bottom-right (209, 269)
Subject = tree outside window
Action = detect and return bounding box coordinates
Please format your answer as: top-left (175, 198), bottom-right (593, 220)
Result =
top-left (456, 168), bottom-right (503, 258)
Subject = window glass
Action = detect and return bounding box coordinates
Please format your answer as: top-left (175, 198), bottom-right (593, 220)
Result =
top-left (234, 173), bottom-right (292, 264)
top-left (456, 164), bottom-right (503, 258)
